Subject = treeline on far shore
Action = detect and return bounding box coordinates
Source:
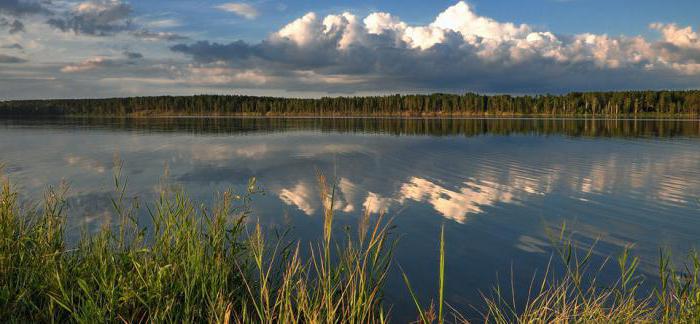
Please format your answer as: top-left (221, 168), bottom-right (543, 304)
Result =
top-left (2, 90), bottom-right (700, 117)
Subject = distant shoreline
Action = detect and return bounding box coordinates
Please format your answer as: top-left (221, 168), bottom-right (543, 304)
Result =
top-left (3, 114), bottom-right (700, 120)
top-left (2, 91), bottom-right (699, 117)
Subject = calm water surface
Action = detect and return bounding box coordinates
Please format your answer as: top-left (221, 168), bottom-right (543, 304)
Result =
top-left (2, 117), bottom-right (700, 320)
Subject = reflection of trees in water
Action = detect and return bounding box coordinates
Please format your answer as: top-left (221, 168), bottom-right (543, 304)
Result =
top-left (4, 117), bottom-right (700, 138)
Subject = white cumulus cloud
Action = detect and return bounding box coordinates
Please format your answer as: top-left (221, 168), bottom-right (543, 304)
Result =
top-left (216, 3), bottom-right (258, 19)
top-left (171, 1), bottom-right (700, 93)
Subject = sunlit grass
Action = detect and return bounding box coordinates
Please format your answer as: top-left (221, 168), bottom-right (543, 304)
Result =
top-left (480, 224), bottom-right (700, 323)
top-left (0, 167), bottom-right (699, 323)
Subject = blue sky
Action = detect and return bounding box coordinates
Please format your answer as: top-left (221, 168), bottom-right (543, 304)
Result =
top-left (1, 0), bottom-right (700, 99)
top-left (132, 0), bottom-right (700, 41)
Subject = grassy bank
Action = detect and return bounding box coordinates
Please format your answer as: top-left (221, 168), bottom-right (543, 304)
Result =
top-left (1, 170), bottom-right (699, 323)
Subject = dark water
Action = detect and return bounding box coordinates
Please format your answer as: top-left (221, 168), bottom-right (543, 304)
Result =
top-left (2, 117), bottom-right (700, 320)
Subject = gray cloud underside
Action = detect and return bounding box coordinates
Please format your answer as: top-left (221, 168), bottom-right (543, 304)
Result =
top-left (0, 54), bottom-right (27, 63)
top-left (2, 1), bottom-right (700, 98)
top-left (1, 43), bottom-right (23, 49)
top-left (0, 58), bottom-right (188, 99)
top-left (0, 17), bottom-right (25, 33)
top-left (169, 40), bottom-right (696, 93)
top-left (123, 51), bottom-right (143, 60)
top-left (0, 0), bottom-right (48, 34)
top-left (131, 29), bottom-right (189, 42)
top-left (1, 0), bottom-right (186, 40)
top-left (44, 2), bottom-right (187, 39)
top-left (46, 2), bottom-right (133, 35)
top-left (168, 2), bottom-right (700, 93)
top-left (0, 0), bottom-right (50, 16)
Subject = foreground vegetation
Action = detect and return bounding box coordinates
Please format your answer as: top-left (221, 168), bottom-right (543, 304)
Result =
top-left (2, 90), bottom-right (700, 117)
top-left (1, 170), bottom-right (699, 323)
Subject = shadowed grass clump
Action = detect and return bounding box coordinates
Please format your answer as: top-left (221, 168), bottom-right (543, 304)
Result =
top-left (0, 169), bottom-right (395, 323)
top-left (1, 167), bottom-right (700, 323)
top-left (0, 168), bottom-right (255, 323)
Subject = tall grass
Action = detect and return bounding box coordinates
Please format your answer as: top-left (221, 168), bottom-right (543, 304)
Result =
top-left (0, 165), bottom-right (256, 322)
top-left (234, 173), bottom-right (395, 323)
top-left (1, 168), bottom-right (699, 323)
top-left (481, 224), bottom-right (700, 323)
top-left (0, 169), bottom-right (395, 323)
top-left (401, 225), bottom-right (447, 324)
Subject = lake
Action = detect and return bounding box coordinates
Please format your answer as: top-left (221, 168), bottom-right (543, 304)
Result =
top-left (2, 117), bottom-right (700, 321)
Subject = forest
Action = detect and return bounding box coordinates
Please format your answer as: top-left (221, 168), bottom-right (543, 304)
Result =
top-left (1, 90), bottom-right (700, 116)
